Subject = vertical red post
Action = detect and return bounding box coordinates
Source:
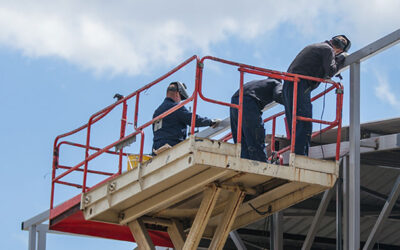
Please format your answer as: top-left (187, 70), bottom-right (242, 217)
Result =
top-left (237, 70), bottom-right (244, 143)
top-left (335, 89), bottom-right (344, 161)
top-left (118, 101), bottom-right (128, 174)
top-left (50, 148), bottom-right (58, 209)
top-left (82, 118), bottom-right (93, 192)
top-left (290, 78), bottom-right (299, 153)
top-left (271, 117), bottom-right (276, 152)
top-left (134, 93), bottom-right (140, 129)
top-left (190, 60), bottom-right (202, 135)
top-left (139, 130), bottom-right (145, 163)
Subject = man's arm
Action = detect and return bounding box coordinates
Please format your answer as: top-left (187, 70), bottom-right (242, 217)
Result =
top-left (322, 46), bottom-right (339, 78)
top-left (177, 106), bottom-right (213, 127)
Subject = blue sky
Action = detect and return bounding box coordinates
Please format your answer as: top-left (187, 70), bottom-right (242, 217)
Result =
top-left (1, 1), bottom-right (400, 249)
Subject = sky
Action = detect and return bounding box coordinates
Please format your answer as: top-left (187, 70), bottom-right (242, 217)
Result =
top-left (1, 1), bottom-right (400, 249)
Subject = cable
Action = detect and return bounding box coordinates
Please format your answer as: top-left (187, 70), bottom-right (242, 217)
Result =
top-left (249, 202), bottom-right (271, 215)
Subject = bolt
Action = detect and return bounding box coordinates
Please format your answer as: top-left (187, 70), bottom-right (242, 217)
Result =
top-left (84, 195), bottom-right (91, 204)
top-left (109, 182), bottom-right (116, 192)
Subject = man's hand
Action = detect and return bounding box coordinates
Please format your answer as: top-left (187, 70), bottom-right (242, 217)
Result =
top-left (335, 52), bottom-right (348, 69)
top-left (210, 119), bottom-right (221, 128)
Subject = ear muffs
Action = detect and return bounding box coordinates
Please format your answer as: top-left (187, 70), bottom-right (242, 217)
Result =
top-left (332, 35), bottom-right (351, 52)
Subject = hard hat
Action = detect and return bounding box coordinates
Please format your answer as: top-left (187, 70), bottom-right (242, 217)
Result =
top-left (332, 35), bottom-right (351, 52)
top-left (169, 81), bottom-right (189, 100)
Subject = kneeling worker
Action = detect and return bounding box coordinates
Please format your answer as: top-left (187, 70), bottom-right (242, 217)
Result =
top-left (230, 78), bottom-right (283, 162)
top-left (152, 81), bottom-right (220, 154)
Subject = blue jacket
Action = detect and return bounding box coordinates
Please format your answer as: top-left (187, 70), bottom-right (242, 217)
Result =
top-left (152, 97), bottom-right (213, 151)
top-left (232, 78), bottom-right (283, 109)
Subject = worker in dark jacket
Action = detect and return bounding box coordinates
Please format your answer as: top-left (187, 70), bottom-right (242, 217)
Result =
top-left (230, 78), bottom-right (283, 162)
top-left (152, 81), bottom-right (219, 154)
top-left (283, 35), bottom-right (351, 155)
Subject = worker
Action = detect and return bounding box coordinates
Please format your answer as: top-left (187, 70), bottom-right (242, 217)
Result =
top-left (282, 35), bottom-right (351, 155)
top-left (230, 78), bottom-right (283, 162)
top-left (152, 81), bottom-right (220, 154)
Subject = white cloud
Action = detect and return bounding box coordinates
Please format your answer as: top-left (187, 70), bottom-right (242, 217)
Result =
top-left (0, 0), bottom-right (399, 75)
top-left (374, 72), bottom-right (400, 110)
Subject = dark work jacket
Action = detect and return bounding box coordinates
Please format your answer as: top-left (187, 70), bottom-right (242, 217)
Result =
top-left (232, 79), bottom-right (283, 110)
top-left (287, 41), bottom-right (338, 89)
top-left (152, 97), bottom-right (213, 148)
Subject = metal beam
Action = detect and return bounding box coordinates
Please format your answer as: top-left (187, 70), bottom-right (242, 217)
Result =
top-left (28, 225), bottom-right (36, 250)
top-left (196, 117), bottom-right (230, 138)
top-left (229, 230), bottom-right (247, 250)
top-left (22, 210), bottom-right (49, 230)
top-left (342, 156), bottom-right (349, 250)
top-left (128, 219), bottom-right (155, 250)
top-left (37, 224), bottom-right (47, 250)
top-left (209, 189), bottom-right (245, 250)
top-left (336, 162), bottom-right (343, 250)
top-left (343, 28), bottom-right (400, 67)
top-left (308, 133), bottom-right (400, 160)
top-left (349, 62), bottom-right (361, 250)
top-left (271, 212), bottom-right (283, 250)
top-left (361, 185), bottom-right (400, 208)
top-left (363, 175), bottom-right (400, 250)
top-left (302, 186), bottom-right (336, 250)
top-left (183, 186), bottom-right (221, 250)
top-left (167, 219), bottom-right (185, 250)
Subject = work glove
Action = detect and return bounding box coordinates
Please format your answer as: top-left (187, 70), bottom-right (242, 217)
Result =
top-left (210, 119), bottom-right (221, 128)
top-left (335, 52), bottom-right (348, 69)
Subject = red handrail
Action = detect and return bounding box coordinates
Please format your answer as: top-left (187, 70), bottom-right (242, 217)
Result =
top-left (50, 55), bottom-right (199, 209)
top-left (50, 54), bottom-right (343, 212)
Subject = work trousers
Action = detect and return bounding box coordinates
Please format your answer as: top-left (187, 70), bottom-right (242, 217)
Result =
top-left (230, 95), bottom-right (266, 162)
top-left (282, 79), bottom-right (312, 156)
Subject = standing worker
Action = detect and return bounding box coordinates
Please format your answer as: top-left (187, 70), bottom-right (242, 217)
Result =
top-left (152, 81), bottom-right (220, 154)
top-left (230, 78), bottom-right (283, 162)
top-left (282, 35), bottom-right (351, 155)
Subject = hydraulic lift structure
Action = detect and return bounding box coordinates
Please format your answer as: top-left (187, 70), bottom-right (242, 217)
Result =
top-left (22, 29), bottom-right (400, 250)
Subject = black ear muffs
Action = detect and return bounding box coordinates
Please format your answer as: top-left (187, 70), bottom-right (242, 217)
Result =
top-left (332, 35), bottom-right (351, 52)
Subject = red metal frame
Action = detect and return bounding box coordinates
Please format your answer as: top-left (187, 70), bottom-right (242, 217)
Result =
top-left (50, 55), bottom-right (344, 218)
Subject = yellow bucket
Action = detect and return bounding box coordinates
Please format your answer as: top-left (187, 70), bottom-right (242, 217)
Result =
top-left (127, 154), bottom-right (152, 171)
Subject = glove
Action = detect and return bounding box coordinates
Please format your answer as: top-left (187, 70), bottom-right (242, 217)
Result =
top-left (335, 52), bottom-right (348, 69)
top-left (210, 119), bottom-right (221, 128)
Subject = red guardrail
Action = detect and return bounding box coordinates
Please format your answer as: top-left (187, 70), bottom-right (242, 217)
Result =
top-left (50, 55), bottom-right (343, 211)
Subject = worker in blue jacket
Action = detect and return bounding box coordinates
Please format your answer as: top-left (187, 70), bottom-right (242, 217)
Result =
top-left (152, 81), bottom-right (219, 154)
top-left (283, 35), bottom-right (350, 155)
top-left (230, 78), bottom-right (283, 162)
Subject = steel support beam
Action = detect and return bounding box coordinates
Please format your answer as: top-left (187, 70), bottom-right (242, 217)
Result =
top-left (302, 186), bottom-right (336, 250)
top-left (343, 156), bottom-right (350, 250)
top-left (209, 190), bottom-right (245, 250)
top-left (363, 175), bottom-right (400, 250)
top-left (37, 224), bottom-right (47, 250)
top-left (22, 210), bottom-right (49, 230)
top-left (28, 225), bottom-right (37, 250)
top-left (128, 219), bottom-right (155, 250)
top-left (183, 186), bottom-right (221, 250)
top-left (336, 162), bottom-right (343, 250)
top-left (349, 62), bottom-right (361, 250)
top-left (229, 230), bottom-right (247, 250)
top-left (271, 212), bottom-right (283, 250)
top-left (343, 29), bottom-right (400, 67)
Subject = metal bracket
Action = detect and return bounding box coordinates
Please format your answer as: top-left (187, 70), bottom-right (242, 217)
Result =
top-left (360, 138), bottom-right (379, 150)
top-left (336, 88), bottom-right (344, 94)
top-left (115, 134), bottom-right (136, 152)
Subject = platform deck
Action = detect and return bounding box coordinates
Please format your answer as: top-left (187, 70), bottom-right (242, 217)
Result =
top-left (79, 136), bottom-right (337, 242)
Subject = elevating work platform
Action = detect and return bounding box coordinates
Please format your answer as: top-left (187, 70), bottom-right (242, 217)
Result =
top-left (46, 55), bottom-right (343, 249)
top-left (50, 136), bottom-right (337, 249)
